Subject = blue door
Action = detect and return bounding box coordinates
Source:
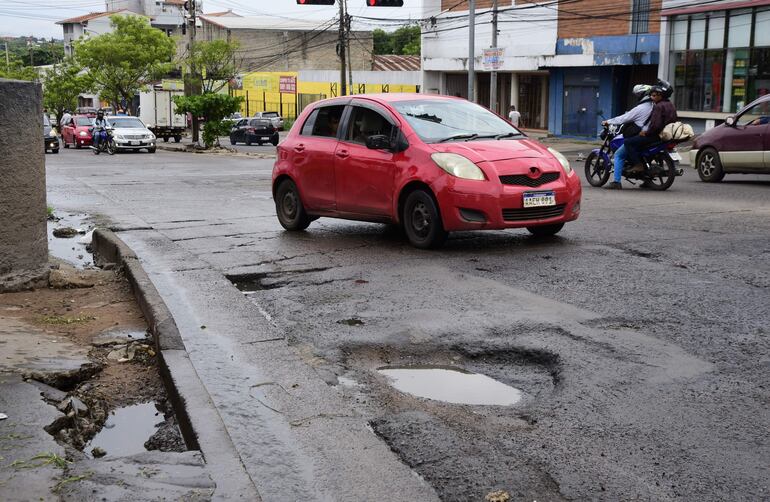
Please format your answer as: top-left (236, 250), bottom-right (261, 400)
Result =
top-left (563, 86), bottom-right (598, 137)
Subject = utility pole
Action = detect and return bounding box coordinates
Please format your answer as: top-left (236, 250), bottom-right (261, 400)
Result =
top-left (490, 0), bottom-right (498, 113)
top-left (186, 0), bottom-right (200, 143)
top-left (346, 2), bottom-right (353, 95)
top-left (468, 0), bottom-right (475, 102)
top-left (338, 0), bottom-right (347, 96)
top-left (4, 42), bottom-right (9, 70)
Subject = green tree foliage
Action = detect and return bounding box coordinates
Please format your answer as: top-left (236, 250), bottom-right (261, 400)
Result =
top-left (0, 58), bottom-right (37, 81)
top-left (186, 39), bottom-right (242, 93)
top-left (43, 59), bottom-right (92, 127)
top-left (2, 37), bottom-right (64, 67)
top-left (372, 26), bottom-right (420, 56)
top-left (74, 15), bottom-right (176, 114)
top-left (172, 93), bottom-right (243, 148)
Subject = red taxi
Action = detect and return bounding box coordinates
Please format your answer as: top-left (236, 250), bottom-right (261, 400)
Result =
top-left (61, 115), bottom-right (94, 149)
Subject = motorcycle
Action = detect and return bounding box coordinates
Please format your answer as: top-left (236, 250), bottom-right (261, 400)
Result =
top-left (90, 127), bottom-right (116, 155)
top-left (584, 124), bottom-right (685, 190)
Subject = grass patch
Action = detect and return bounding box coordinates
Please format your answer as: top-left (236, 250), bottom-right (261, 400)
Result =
top-left (9, 452), bottom-right (69, 470)
top-left (40, 314), bottom-right (96, 325)
top-left (53, 472), bottom-right (93, 493)
top-left (47, 206), bottom-right (55, 219)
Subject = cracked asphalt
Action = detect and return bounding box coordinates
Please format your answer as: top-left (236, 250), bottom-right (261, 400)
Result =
top-left (46, 147), bottom-right (769, 501)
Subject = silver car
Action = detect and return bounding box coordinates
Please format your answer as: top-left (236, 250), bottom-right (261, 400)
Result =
top-left (106, 116), bottom-right (157, 153)
top-left (253, 111), bottom-right (284, 131)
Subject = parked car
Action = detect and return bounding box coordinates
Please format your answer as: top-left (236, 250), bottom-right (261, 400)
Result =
top-left (43, 113), bottom-right (59, 154)
top-left (105, 116), bottom-right (156, 153)
top-left (223, 112), bottom-right (242, 128)
top-left (691, 94), bottom-right (770, 181)
top-left (61, 115), bottom-right (94, 149)
top-left (272, 94), bottom-right (581, 248)
top-left (230, 118), bottom-right (279, 146)
top-left (253, 111), bottom-right (284, 131)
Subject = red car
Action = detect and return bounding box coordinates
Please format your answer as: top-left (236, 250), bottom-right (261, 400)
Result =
top-left (61, 115), bottom-right (94, 149)
top-left (272, 94), bottom-right (581, 248)
top-left (691, 94), bottom-right (770, 181)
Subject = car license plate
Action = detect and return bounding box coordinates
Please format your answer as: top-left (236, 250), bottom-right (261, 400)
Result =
top-left (670, 152), bottom-right (682, 161)
top-left (130, 140), bottom-right (140, 145)
top-left (523, 191), bottom-right (556, 208)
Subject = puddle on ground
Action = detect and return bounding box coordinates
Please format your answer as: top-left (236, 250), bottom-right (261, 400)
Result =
top-left (377, 366), bottom-right (523, 406)
top-left (47, 213), bottom-right (94, 269)
top-left (86, 402), bottom-right (162, 457)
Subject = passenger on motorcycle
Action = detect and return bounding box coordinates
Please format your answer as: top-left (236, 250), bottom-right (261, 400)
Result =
top-left (623, 80), bottom-right (678, 175)
top-left (602, 84), bottom-right (653, 190)
top-left (91, 109), bottom-right (109, 151)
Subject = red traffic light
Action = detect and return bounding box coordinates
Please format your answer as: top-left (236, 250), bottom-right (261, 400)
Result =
top-left (296, 0), bottom-right (335, 4)
top-left (367, 0), bottom-right (404, 5)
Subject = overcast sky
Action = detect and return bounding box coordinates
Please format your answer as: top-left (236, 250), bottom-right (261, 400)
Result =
top-left (0, 0), bottom-right (424, 38)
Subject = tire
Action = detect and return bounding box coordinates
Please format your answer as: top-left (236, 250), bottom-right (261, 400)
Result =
top-left (147, 147), bottom-right (156, 153)
top-left (75, 142), bottom-right (81, 149)
top-left (229, 136), bottom-right (236, 145)
top-left (257, 141), bottom-right (263, 146)
top-left (275, 179), bottom-right (312, 231)
top-left (174, 136), bottom-right (181, 143)
top-left (584, 151), bottom-right (611, 187)
top-left (64, 140), bottom-right (69, 149)
top-left (163, 137), bottom-right (169, 143)
top-left (271, 136), bottom-right (279, 147)
top-left (640, 153), bottom-right (676, 191)
top-left (245, 137), bottom-right (252, 146)
top-left (106, 140), bottom-right (116, 156)
top-left (696, 147), bottom-right (725, 182)
top-left (527, 223), bottom-right (564, 236)
top-left (402, 189), bottom-right (447, 249)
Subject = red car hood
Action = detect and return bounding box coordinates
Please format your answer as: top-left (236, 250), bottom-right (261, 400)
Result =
top-left (429, 138), bottom-right (553, 163)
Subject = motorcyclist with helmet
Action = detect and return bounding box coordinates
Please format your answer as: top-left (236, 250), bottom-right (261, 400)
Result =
top-left (602, 84), bottom-right (654, 189)
top-left (91, 109), bottom-right (109, 153)
top-left (623, 80), bottom-right (678, 177)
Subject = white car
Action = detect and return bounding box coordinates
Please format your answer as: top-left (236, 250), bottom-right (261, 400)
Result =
top-left (253, 111), bottom-right (284, 131)
top-left (106, 116), bottom-right (157, 153)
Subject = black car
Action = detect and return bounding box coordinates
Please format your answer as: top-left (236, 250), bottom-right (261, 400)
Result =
top-left (43, 114), bottom-right (59, 153)
top-left (229, 118), bottom-right (279, 146)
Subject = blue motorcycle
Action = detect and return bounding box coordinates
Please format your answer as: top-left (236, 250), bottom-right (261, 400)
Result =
top-left (584, 124), bottom-right (684, 190)
top-left (89, 127), bottom-right (116, 155)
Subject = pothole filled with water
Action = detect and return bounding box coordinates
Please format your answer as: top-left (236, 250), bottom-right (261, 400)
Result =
top-left (86, 402), bottom-right (162, 457)
top-left (377, 366), bottom-right (524, 406)
top-left (47, 212), bottom-right (94, 269)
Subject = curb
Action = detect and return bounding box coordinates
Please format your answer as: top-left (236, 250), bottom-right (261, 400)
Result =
top-left (91, 229), bottom-right (260, 500)
top-left (156, 143), bottom-right (276, 159)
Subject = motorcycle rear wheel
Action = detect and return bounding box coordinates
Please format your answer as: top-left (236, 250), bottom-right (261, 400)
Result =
top-left (584, 152), bottom-right (611, 187)
top-left (640, 154), bottom-right (676, 191)
top-left (106, 140), bottom-right (116, 155)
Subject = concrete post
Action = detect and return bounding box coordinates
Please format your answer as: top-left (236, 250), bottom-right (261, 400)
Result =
top-left (0, 79), bottom-right (49, 291)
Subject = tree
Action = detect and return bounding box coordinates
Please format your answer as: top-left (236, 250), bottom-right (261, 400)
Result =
top-left (186, 39), bottom-right (242, 93)
top-left (74, 15), bottom-right (176, 114)
top-left (0, 55), bottom-right (37, 81)
top-left (43, 59), bottom-right (92, 127)
top-left (172, 93), bottom-right (243, 148)
top-left (372, 29), bottom-right (392, 55)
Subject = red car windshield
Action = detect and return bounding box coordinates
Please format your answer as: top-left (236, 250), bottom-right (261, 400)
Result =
top-left (75, 117), bottom-right (93, 126)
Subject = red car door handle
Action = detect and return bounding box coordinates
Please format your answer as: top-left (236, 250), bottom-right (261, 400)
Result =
top-left (336, 150), bottom-right (349, 158)
top-left (294, 144), bottom-right (305, 153)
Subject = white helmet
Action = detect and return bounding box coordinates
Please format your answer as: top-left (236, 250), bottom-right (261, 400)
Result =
top-left (633, 84), bottom-right (652, 101)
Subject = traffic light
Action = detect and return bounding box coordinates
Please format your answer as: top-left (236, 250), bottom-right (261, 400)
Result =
top-left (296, 0), bottom-right (335, 4)
top-left (367, 0), bottom-right (404, 5)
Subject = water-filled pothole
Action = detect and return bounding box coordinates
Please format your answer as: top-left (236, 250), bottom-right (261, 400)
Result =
top-left (86, 402), bottom-right (162, 457)
top-left (377, 366), bottom-right (523, 406)
top-left (47, 213), bottom-right (94, 269)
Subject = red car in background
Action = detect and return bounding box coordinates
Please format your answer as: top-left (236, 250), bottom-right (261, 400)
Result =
top-left (61, 115), bottom-right (94, 149)
top-left (272, 94), bottom-right (581, 248)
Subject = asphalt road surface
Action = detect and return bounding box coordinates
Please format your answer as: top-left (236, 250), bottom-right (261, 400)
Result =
top-left (46, 146), bottom-right (769, 501)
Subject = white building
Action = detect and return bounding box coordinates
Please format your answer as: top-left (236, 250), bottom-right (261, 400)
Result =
top-left (57, 10), bottom-right (144, 58)
top-left (421, 0), bottom-right (558, 129)
top-left (106, 0), bottom-right (186, 33)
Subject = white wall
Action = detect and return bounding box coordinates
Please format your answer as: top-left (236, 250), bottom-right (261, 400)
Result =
top-left (421, 1), bottom-right (558, 73)
top-left (143, 0), bottom-right (184, 27)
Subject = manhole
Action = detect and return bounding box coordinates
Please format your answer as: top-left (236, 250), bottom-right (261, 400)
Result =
top-left (86, 402), bottom-right (162, 457)
top-left (377, 366), bottom-right (523, 406)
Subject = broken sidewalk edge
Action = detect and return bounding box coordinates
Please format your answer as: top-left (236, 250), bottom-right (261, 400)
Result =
top-left (90, 228), bottom-right (261, 500)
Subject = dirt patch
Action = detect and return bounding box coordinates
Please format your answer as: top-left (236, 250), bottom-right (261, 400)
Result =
top-left (0, 263), bottom-right (185, 456)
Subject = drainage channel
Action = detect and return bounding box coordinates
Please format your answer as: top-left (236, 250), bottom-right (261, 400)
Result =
top-left (47, 212), bottom-right (94, 269)
top-left (86, 402), bottom-right (164, 458)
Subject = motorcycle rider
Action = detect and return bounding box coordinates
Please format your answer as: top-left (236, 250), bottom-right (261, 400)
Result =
top-left (623, 80), bottom-right (678, 175)
top-left (602, 84), bottom-right (653, 190)
top-left (91, 109), bottom-right (109, 153)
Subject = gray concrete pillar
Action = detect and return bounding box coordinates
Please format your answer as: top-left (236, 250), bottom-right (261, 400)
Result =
top-left (0, 79), bottom-right (49, 291)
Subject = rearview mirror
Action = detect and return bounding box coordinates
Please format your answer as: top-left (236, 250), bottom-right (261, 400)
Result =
top-left (724, 116), bottom-right (735, 127)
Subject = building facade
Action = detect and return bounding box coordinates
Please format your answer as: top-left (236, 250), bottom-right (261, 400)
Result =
top-left (421, 0), bottom-right (661, 137)
top-left (105, 0), bottom-right (185, 33)
top-left (659, 0), bottom-right (770, 132)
